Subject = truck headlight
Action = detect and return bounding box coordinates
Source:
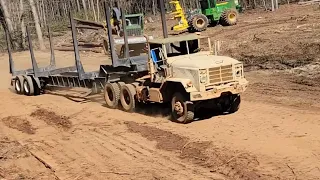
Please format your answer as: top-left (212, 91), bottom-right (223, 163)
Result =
top-left (234, 65), bottom-right (243, 78)
top-left (199, 69), bottom-right (207, 83)
top-left (200, 75), bottom-right (207, 83)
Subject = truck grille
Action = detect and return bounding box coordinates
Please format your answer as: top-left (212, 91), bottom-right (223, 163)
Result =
top-left (126, 28), bottom-right (142, 36)
top-left (208, 65), bottom-right (233, 84)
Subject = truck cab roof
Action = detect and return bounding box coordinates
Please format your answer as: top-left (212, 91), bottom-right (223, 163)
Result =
top-left (148, 34), bottom-right (208, 44)
top-left (168, 51), bottom-right (241, 69)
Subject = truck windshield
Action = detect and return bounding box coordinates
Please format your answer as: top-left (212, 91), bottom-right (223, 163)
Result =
top-left (169, 40), bottom-right (200, 56)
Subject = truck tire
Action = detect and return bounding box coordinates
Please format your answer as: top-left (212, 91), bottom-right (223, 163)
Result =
top-left (220, 9), bottom-right (238, 26)
top-left (120, 84), bottom-right (136, 112)
top-left (104, 83), bottom-right (120, 109)
top-left (229, 94), bottom-right (241, 113)
top-left (23, 76), bottom-right (35, 96)
top-left (189, 14), bottom-right (209, 32)
top-left (171, 92), bottom-right (194, 124)
top-left (221, 94), bottom-right (241, 113)
top-left (14, 76), bottom-right (24, 94)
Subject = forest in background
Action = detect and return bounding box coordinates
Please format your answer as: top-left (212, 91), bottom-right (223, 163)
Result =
top-left (0, 0), bottom-right (299, 51)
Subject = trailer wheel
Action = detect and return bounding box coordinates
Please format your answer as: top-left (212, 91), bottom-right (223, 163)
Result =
top-left (104, 83), bottom-right (120, 109)
top-left (32, 77), bottom-right (41, 96)
top-left (120, 84), bottom-right (136, 112)
top-left (23, 76), bottom-right (35, 96)
top-left (171, 92), bottom-right (194, 124)
top-left (14, 76), bottom-right (24, 94)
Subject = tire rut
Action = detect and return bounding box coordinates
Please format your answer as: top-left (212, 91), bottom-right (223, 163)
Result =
top-left (90, 128), bottom-right (225, 180)
top-left (31, 139), bottom-right (114, 179)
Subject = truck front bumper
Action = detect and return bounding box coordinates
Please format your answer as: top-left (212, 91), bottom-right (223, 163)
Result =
top-left (190, 79), bottom-right (249, 101)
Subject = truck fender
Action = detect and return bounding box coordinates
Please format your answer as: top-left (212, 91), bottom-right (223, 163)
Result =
top-left (165, 78), bottom-right (198, 93)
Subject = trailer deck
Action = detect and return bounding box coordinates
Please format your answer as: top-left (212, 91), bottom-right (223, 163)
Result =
top-left (6, 4), bottom-right (150, 97)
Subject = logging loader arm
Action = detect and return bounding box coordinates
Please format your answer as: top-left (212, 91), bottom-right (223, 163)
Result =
top-left (169, 0), bottom-right (189, 31)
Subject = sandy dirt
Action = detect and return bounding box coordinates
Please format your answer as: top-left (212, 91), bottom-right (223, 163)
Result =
top-left (1, 4), bottom-right (320, 180)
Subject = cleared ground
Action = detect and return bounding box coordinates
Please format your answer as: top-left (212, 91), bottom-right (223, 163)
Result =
top-left (1, 4), bottom-right (320, 180)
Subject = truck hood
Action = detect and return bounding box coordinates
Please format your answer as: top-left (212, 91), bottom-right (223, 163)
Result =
top-left (168, 52), bottom-right (240, 69)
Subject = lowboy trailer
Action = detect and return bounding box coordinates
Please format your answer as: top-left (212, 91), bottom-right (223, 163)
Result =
top-left (7, 3), bottom-right (151, 98)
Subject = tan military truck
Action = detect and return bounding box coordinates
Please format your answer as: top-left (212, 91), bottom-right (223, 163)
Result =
top-left (104, 33), bottom-right (248, 123)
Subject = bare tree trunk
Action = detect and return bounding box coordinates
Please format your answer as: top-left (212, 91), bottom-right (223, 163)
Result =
top-left (76, 0), bottom-right (81, 12)
top-left (41, 0), bottom-right (47, 28)
top-left (19, 0), bottom-right (26, 49)
top-left (82, 0), bottom-right (88, 20)
top-left (88, 0), bottom-right (91, 10)
top-left (91, 0), bottom-right (96, 21)
top-left (96, 0), bottom-right (100, 21)
top-left (37, 0), bottom-right (43, 27)
top-left (152, 0), bottom-right (156, 16)
top-left (28, 0), bottom-right (45, 50)
top-left (0, 0), bottom-right (14, 33)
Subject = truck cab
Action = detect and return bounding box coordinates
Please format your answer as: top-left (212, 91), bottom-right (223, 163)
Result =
top-left (142, 34), bottom-right (249, 123)
top-left (104, 33), bottom-right (248, 123)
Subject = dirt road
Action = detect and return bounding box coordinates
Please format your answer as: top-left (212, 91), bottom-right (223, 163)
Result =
top-left (1, 4), bottom-right (320, 180)
top-left (1, 53), bottom-right (320, 180)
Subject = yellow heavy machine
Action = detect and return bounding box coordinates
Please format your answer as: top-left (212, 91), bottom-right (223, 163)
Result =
top-left (169, 0), bottom-right (190, 31)
top-left (169, 0), bottom-right (241, 33)
top-left (169, 0), bottom-right (209, 32)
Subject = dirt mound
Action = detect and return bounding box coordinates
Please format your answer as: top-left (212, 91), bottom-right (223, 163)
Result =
top-left (30, 108), bottom-right (72, 130)
top-left (2, 116), bottom-right (36, 135)
top-left (126, 122), bottom-right (269, 180)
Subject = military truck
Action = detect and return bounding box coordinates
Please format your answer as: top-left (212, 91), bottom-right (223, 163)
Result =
top-left (104, 33), bottom-right (248, 123)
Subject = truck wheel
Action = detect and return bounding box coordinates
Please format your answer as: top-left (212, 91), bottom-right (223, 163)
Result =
top-left (104, 83), bottom-right (120, 109)
top-left (117, 82), bottom-right (125, 89)
top-left (229, 94), bottom-right (241, 113)
top-left (220, 9), bottom-right (238, 26)
top-left (120, 84), bottom-right (136, 112)
top-left (23, 76), bottom-right (35, 96)
top-left (190, 14), bottom-right (209, 32)
top-left (14, 76), bottom-right (24, 94)
top-left (221, 94), bottom-right (241, 113)
top-left (171, 92), bottom-right (194, 124)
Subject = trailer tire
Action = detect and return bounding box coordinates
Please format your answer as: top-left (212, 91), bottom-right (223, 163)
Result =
top-left (23, 76), bottom-right (35, 96)
top-left (104, 83), bottom-right (120, 109)
top-left (171, 92), bottom-right (194, 124)
top-left (32, 77), bottom-right (41, 96)
top-left (14, 76), bottom-right (24, 94)
top-left (120, 84), bottom-right (136, 112)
